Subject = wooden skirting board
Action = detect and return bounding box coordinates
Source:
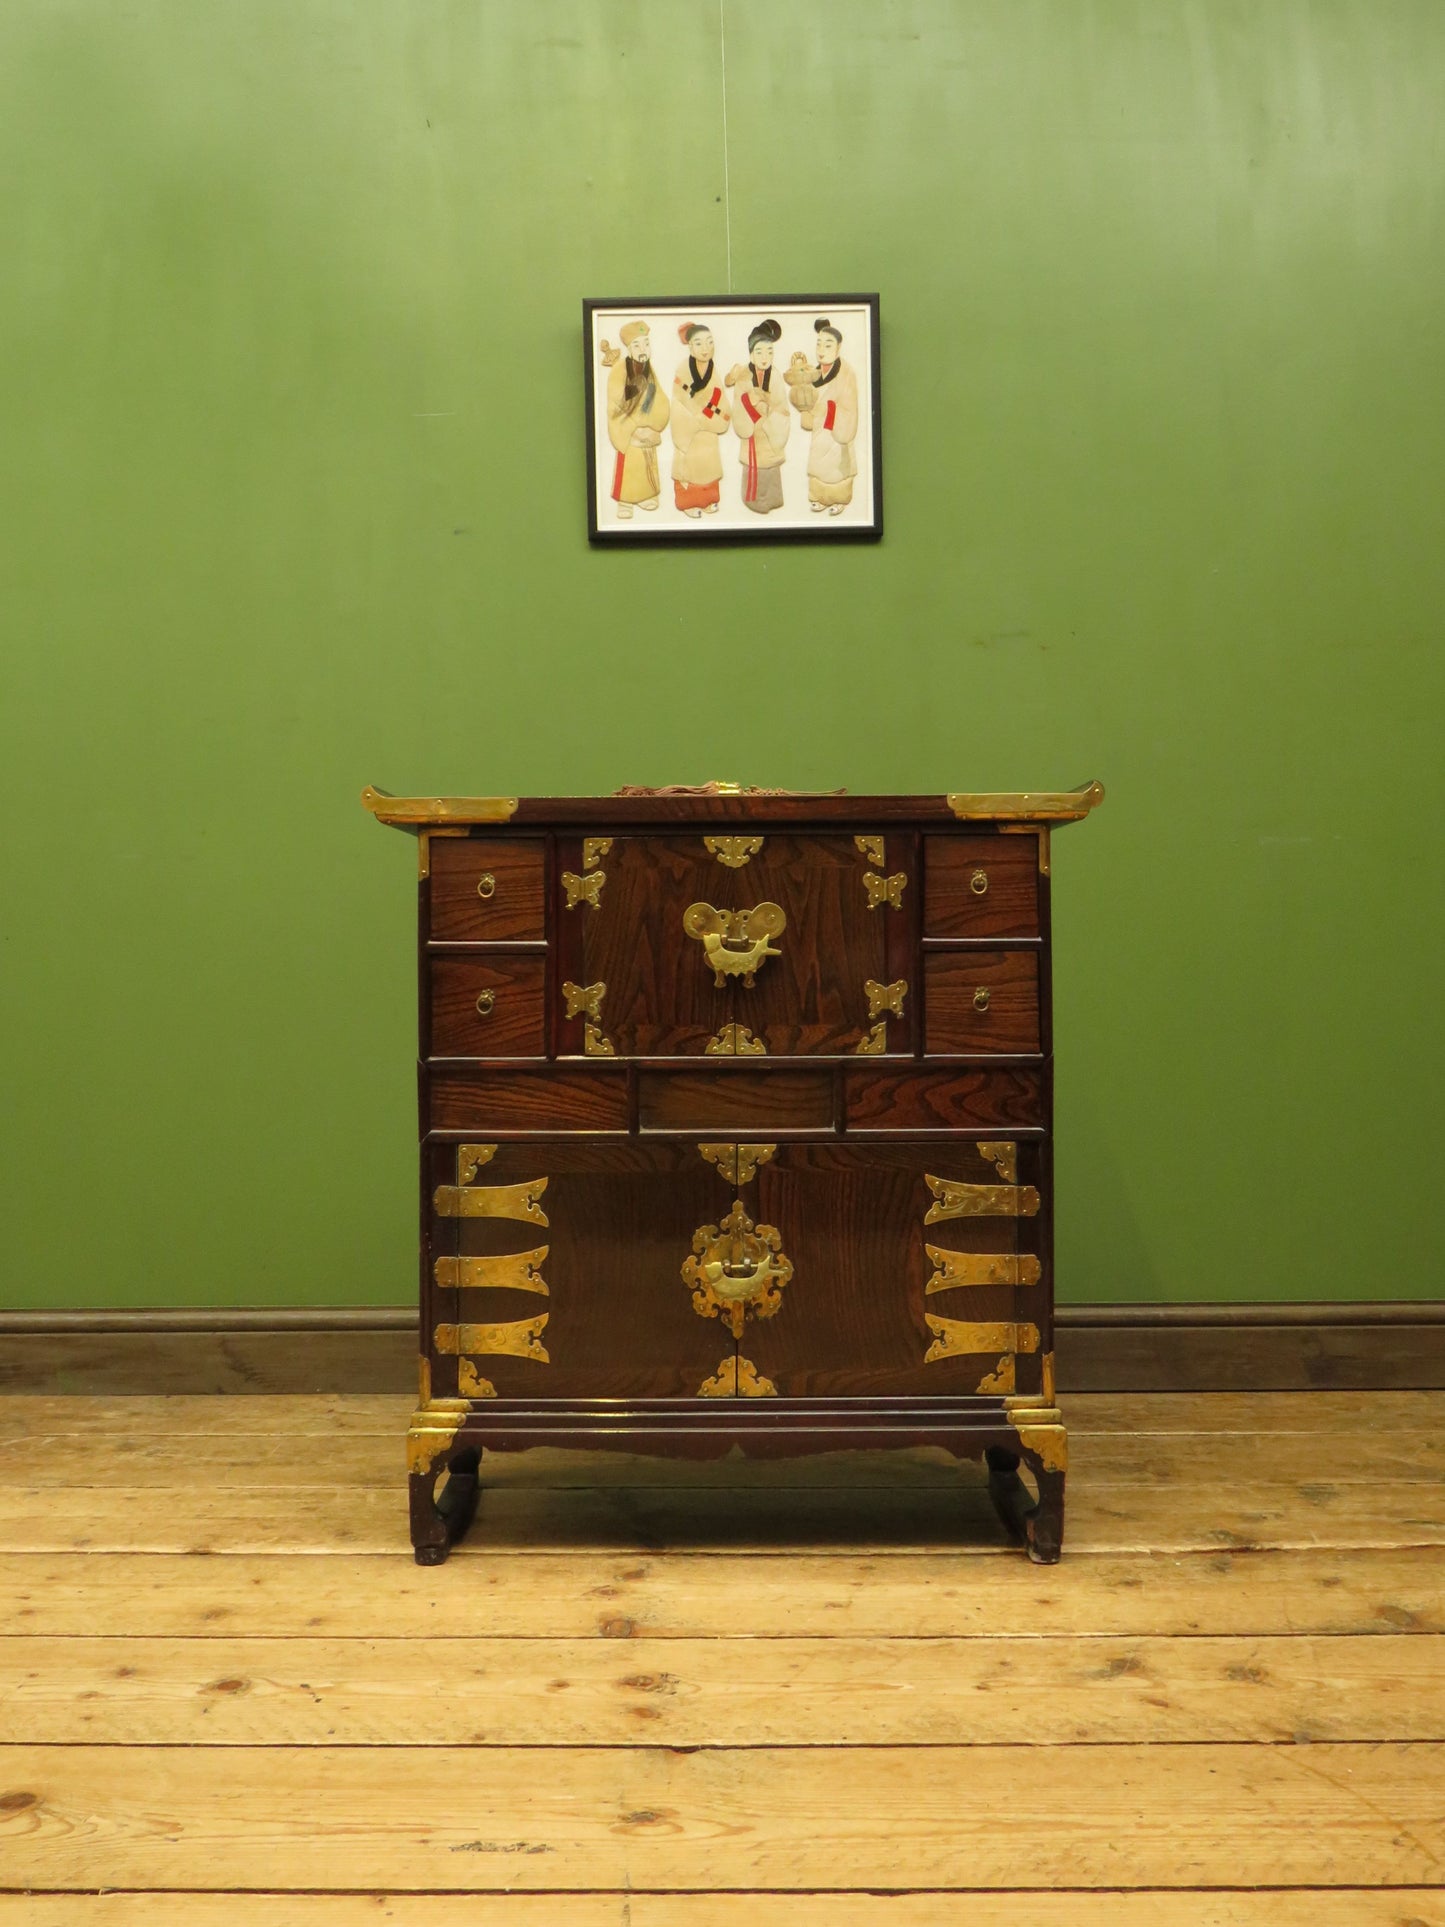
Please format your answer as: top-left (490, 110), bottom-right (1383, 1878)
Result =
top-left (0, 1302), bottom-right (1441, 1394)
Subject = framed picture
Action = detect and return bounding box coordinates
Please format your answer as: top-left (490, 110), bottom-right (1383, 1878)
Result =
top-left (584, 294), bottom-right (882, 543)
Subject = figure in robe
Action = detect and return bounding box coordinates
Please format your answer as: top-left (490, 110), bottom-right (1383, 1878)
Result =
top-left (796, 318), bottom-right (859, 514)
top-left (669, 323), bottom-right (730, 517)
top-left (727, 318), bottom-right (789, 515)
top-left (603, 321), bottom-right (669, 518)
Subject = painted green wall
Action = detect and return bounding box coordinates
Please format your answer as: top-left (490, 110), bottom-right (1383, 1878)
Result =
top-left (2, 1), bottom-right (1441, 1311)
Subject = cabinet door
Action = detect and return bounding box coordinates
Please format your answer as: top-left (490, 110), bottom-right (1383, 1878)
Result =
top-left (425, 1138), bottom-right (746, 1398)
top-left (737, 1141), bottom-right (1047, 1397)
top-left (557, 836), bottom-right (735, 1057)
top-left (707, 832), bottom-right (905, 1056)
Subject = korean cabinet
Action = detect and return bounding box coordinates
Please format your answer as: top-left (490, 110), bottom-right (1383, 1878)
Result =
top-left (364, 783), bottom-right (1103, 1564)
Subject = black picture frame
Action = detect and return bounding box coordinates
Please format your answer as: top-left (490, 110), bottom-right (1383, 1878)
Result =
top-left (583, 294), bottom-right (883, 545)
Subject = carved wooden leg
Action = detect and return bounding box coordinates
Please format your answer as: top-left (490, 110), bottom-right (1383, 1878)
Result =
top-left (409, 1468), bottom-right (450, 1565)
top-left (984, 1446), bottom-right (1032, 1545)
top-left (409, 1448), bottom-right (481, 1566)
top-left (1025, 1465), bottom-right (1065, 1565)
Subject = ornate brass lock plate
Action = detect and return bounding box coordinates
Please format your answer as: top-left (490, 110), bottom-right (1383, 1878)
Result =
top-left (683, 900), bottom-right (786, 987)
top-left (682, 1200), bottom-right (793, 1340)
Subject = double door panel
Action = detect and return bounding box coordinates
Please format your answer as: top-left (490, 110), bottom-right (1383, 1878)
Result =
top-left (562, 833), bottom-right (896, 1058)
top-left (424, 1136), bottom-right (1044, 1401)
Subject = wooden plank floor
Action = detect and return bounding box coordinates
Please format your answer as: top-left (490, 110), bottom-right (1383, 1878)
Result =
top-left (0, 1393), bottom-right (1441, 1922)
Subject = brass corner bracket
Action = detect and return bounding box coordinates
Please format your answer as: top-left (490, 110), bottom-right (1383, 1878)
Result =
top-left (363, 787), bottom-right (518, 827)
top-left (706, 1022), bottom-right (767, 1056)
top-left (945, 781), bottom-right (1104, 823)
top-left (698, 1143), bottom-right (776, 1186)
top-left (704, 835), bottom-right (764, 868)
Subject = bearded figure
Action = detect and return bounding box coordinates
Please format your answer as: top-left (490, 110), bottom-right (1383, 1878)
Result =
top-left (604, 321), bottom-right (670, 518)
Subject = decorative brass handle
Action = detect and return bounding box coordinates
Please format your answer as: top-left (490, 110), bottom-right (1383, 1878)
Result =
top-left (682, 1202), bottom-right (793, 1339)
top-left (683, 901), bottom-right (786, 988)
top-left (970, 869), bottom-right (989, 896)
top-left (476, 873), bottom-right (496, 899)
top-left (475, 989), bottom-right (496, 1016)
top-left (973, 986), bottom-right (991, 1012)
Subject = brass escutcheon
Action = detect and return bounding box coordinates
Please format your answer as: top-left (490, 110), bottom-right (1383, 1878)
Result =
top-left (970, 869), bottom-right (989, 896)
top-left (476, 873), bottom-right (496, 899)
top-left (684, 901), bottom-right (786, 987)
top-left (683, 1201), bottom-right (793, 1339)
top-left (973, 986), bottom-right (991, 1011)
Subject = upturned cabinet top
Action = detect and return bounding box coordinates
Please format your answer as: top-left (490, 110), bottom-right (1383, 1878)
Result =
top-left (362, 782), bottom-right (1104, 831)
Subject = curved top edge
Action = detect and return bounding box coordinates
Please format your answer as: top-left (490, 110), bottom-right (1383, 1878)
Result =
top-left (362, 786), bottom-right (519, 827)
top-left (946, 780), bottom-right (1105, 822)
top-left (362, 783), bottom-right (1105, 827)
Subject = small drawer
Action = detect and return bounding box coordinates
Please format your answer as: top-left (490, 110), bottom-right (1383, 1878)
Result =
top-left (429, 838), bottom-right (546, 941)
top-left (925, 951), bottom-right (1040, 1054)
top-left (426, 1066), bottom-right (629, 1132)
top-left (428, 955), bottom-right (546, 1057)
top-left (846, 1066), bottom-right (1044, 1131)
top-left (924, 836), bottom-right (1040, 938)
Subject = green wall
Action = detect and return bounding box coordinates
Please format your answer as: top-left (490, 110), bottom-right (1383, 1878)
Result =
top-left (3, 1), bottom-right (1441, 1311)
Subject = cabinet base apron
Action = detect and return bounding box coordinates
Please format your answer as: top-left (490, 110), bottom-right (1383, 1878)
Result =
top-left (406, 1395), bottom-right (1067, 1567)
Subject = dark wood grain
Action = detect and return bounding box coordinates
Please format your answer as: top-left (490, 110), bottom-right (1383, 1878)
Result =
top-left (723, 835), bottom-right (890, 1054)
top-left (424, 1141), bottom-right (736, 1399)
top-left (637, 1070), bottom-right (835, 1132)
top-left (846, 1067), bottom-right (1045, 1131)
top-left (426, 1067), bottom-right (629, 1133)
top-left (742, 1143), bottom-right (1028, 1399)
top-left (924, 834), bottom-right (1041, 938)
top-left (427, 956), bottom-right (546, 1058)
top-left (925, 951), bottom-right (1041, 1054)
top-left (427, 837), bottom-right (547, 941)
top-left (578, 836), bottom-right (733, 1056)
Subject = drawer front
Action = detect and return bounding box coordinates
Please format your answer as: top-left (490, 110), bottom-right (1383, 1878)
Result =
top-left (427, 1066), bottom-right (629, 1133)
top-left (559, 831), bottom-right (906, 1058)
top-left (424, 1139), bottom-right (761, 1398)
top-left (845, 1066), bottom-right (1044, 1131)
top-left (712, 833), bottom-right (897, 1055)
top-left (925, 950), bottom-right (1040, 1054)
top-left (743, 1141), bottom-right (1047, 1398)
top-left (924, 835), bottom-right (1040, 939)
top-left (428, 956), bottom-right (546, 1057)
top-left (429, 837), bottom-right (546, 941)
top-left (564, 836), bottom-right (732, 1056)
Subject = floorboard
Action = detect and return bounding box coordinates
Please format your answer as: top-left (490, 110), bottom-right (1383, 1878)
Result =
top-left (1, 1897), bottom-right (1440, 1925)
top-left (0, 1390), bottom-right (1439, 1912)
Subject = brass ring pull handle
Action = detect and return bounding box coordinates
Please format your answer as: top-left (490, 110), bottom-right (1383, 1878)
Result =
top-left (683, 900), bottom-right (787, 988)
top-left (699, 1252), bottom-right (789, 1305)
top-left (973, 986), bottom-right (991, 1012)
top-left (970, 869), bottom-right (989, 896)
top-left (476, 873), bottom-right (496, 900)
top-left (475, 989), bottom-right (496, 1016)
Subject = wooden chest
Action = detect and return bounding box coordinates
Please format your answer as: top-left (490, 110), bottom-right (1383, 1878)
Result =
top-left (364, 783), bottom-right (1103, 1563)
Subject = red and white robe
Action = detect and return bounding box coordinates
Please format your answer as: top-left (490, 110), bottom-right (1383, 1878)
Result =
top-left (804, 357), bottom-right (859, 506)
top-left (732, 376), bottom-right (791, 512)
top-left (670, 359), bottom-right (730, 510)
